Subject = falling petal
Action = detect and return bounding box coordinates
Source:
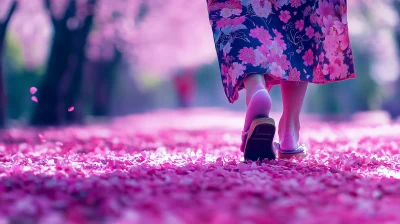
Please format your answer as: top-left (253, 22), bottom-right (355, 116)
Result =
top-left (38, 134), bottom-right (46, 143)
top-left (31, 96), bottom-right (38, 103)
top-left (30, 87), bottom-right (37, 94)
top-left (68, 106), bottom-right (75, 112)
top-left (55, 141), bottom-right (64, 146)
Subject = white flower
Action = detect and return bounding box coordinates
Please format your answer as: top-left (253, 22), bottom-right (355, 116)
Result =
top-left (251, 0), bottom-right (272, 18)
top-left (223, 43), bottom-right (232, 56)
top-left (277, 0), bottom-right (290, 7)
top-left (270, 62), bottom-right (284, 78)
top-left (254, 49), bottom-right (267, 66)
top-left (231, 9), bottom-right (242, 16)
top-left (269, 41), bottom-right (283, 55)
top-left (220, 8), bottom-right (233, 18)
top-left (231, 62), bottom-right (246, 81)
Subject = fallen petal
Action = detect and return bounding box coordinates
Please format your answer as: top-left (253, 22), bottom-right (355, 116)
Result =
top-left (30, 87), bottom-right (37, 94)
top-left (31, 96), bottom-right (38, 103)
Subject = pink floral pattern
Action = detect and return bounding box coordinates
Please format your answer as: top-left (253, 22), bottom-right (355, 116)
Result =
top-left (207, 0), bottom-right (356, 103)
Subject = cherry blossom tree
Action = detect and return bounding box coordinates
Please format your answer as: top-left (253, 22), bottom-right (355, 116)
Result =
top-left (132, 0), bottom-right (216, 78)
top-left (131, 0), bottom-right (215, 108)
top-left (0, 0), bottom-right (18, 128)
top-left (84, 0), bottom-right (144, 116)
top-left (31, 0), bottom-right (98, 126)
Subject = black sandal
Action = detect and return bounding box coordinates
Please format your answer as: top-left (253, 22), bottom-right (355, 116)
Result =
top-left (242, 117), bottom-right (276, 161)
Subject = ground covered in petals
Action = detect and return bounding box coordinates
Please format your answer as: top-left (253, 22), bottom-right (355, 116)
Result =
top-left (1, 109), bottom-right (400, 224)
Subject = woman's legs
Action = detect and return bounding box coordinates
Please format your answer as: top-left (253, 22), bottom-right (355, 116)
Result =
top-left (244, 75), bottom-right (268, 106)
top-left (279, 80), bottom-right (308, 150)
top-left (242, 76), bottom-right (308, 152)
top-left (241, 75), bottom-right (272, 149)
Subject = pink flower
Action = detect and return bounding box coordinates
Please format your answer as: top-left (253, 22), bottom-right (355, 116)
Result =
top-left (278, 55), bottom-right (290, 70)
top-left (340, 63), bottom-right (349, 79)
top-left (318, 52), bottom-right (325, 62)
top-left (338, 30), bottom-right (349, 50)
top-left (216, 18), bottom-right (231, 29)
top-left (221, 64), bottom-right (230, 77)
top-left (273, 29), bottom-right (283, 39)
top-left (279, 10), bottom-right (291, 23)
top-left (322, 15), bottom-right (339, 35)
top-left (216, 16), bottom-right (245, 29)
top-left (315, 32), bottom-right (322, 39)
top-left (316, 0), bottom-right (335, 18)
top-left (324, 33), bottom-right (339, 54)
top-left (238, 47), bottom-right (257, 65)
top-left (290, 0), bottom-right (302, 8)
top-left (267, 51), bottom-right (281, 64)
top-left (304, 6), bottom-right (312, 16)
top-left (257, 45), bottom-right (270, 57)
top-left (250, 26), bottom-right (272, 45)
top-left (231, 16), bottom-right (246, 26)
top-left (333, 20), bottom-right (345, 35)
top-left (288, 67), bottom-right (301, 81)
top-left (273, 38), bottom-right (287, 51)
top-left (332, 52), bottom-right (344, 66)
top-left (303, 49), bottom-right (314, 66)
top-left (305, 27), bottom-right (315, 38)
top-left (323, 63), bottom-right (341, 80)
top-left (208, 2), bottom-right (228, 11)
top-left (295, 20), bottom-right (304, 31)
top-left (310, 13), bottom-right (319, 24)
top-left (226, 0), bottom-right (243, 10)
top-left (313, 64), bottom-right (325, 82)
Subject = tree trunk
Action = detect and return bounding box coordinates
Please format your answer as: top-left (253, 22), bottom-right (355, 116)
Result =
top-left (92, 50), bottom-right (121, 116)
top-left (32, 0), bottom-right (97, 126)
top-left (63, 13), bottom-right (96, 124)
top-left (31, 26), bottom-right (74, 126)
top-left (0, 1), bottom-right (18, 128)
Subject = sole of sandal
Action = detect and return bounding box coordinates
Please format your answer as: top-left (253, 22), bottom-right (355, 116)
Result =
top-left (244, 117), bottom-right (276, 161)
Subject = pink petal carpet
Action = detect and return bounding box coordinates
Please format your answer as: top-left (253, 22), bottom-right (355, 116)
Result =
top-left (0, 108), bottom-right (399, 224)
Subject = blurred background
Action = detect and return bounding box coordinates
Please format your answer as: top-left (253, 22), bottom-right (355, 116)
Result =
top-left (0, 0), bottom-right (399, 127)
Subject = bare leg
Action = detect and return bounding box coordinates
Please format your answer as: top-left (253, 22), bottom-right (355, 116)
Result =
top-left (279, 81), bottom-right (308, 150)
top-left (240, 74), bottom-right (273, 151)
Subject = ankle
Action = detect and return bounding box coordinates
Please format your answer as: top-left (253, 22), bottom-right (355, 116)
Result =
top-left (278, 116), bottom-right (300, 150)
top-left (279, 114), bottom-right (300, 130)
top-left (246, 84), bottom-right (267, 105)
top-left (243, 88), bottom-right (272, 131)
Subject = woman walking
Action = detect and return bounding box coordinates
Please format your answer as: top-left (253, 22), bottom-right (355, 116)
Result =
top-left (206, 0), bottom-right (355, 160)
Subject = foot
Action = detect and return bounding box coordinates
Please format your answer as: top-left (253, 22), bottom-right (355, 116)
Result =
top-left (278, 115), bottom-right (300, 151)
top-left (240, 88), bottom-right (272, 152)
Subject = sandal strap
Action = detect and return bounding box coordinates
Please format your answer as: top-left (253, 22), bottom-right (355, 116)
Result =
top-left (274, 142), bottom-right (307, 154)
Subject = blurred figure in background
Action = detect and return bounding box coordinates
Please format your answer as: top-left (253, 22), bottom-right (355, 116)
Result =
top-left (206, 0), bottom-right (355, 161)
top-left (173, 67), bottom-right (197, 108)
